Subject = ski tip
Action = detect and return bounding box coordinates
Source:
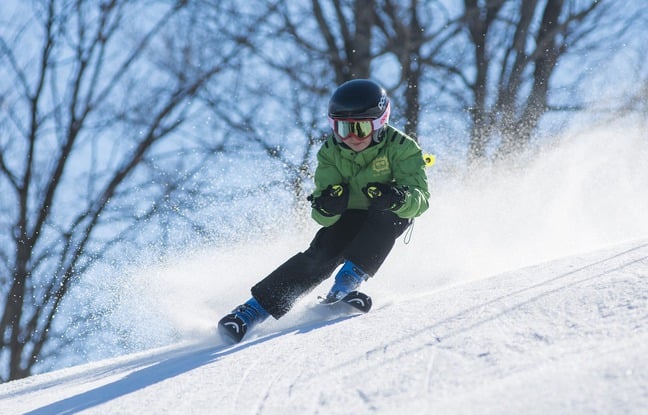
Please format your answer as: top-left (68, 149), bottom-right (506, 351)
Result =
top-left (218, 316), bottom-right (247, 344)
top-left (343, 291), bottom-right (372, 313)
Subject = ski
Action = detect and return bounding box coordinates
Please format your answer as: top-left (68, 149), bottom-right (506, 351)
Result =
top-left (218, 314), bottom-right (248, 344)
top-left (318, 290), bottom-right (372, 313)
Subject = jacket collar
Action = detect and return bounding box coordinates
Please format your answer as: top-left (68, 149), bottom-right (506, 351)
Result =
top-left (337, 138), bottom-right (386, 166)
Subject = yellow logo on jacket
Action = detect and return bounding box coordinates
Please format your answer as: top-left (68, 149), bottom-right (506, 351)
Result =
top-left (372, 156), bottom-right (389, 173)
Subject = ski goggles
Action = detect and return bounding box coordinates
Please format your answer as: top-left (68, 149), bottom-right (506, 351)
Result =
top-left (328, 102), bottom-right (391, 141)
top-left (329, 119), bottom-right (376, 139)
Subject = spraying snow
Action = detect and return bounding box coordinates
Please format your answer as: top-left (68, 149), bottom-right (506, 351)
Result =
top-left (102, 121), bottom-right (648, 350)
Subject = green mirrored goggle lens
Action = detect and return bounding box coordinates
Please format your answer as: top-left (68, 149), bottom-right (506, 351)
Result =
top-left (335, 120), bottom-right (373, 139)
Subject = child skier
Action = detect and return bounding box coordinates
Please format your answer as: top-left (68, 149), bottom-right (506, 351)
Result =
top-left (218, 79), bottom-right (430, 343)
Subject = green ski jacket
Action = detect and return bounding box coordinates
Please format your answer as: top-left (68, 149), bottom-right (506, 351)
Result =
top-left (311, 125), bottom-right (430, 226)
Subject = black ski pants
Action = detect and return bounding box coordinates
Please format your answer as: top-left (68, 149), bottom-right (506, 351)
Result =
top-left (251, 209), bottom-right (411, 318)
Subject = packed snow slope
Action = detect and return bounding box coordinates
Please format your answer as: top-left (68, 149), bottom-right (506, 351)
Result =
top-left (0, 239), bottom-right (647, 414)
top-left (1, 123), bottom-right (647, 414)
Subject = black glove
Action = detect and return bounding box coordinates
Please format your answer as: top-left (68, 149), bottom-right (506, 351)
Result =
top-left (307, 183), bottom-right (349, 217)
top-left (363, 182), bottom-right (408, 211)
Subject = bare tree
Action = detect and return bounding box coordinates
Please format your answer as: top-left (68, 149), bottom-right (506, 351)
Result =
top-left (194, 0), bottom-right (371, 215)
top-left (432, 0), bottom-right (635, 162)
top-left (248, 0), bottom-right (644, 166)
top-left (342, 1), bottom-right (644, 162)
top-left (306, 0), bottom-right (376, 83)
top-left (373, 1), bottom-right (461, 139)
top-left (0, 0), bottom-right (241, 381)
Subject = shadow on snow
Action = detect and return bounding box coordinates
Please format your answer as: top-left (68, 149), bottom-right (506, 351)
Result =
top-left (24, 314), bottom-right (358, 414)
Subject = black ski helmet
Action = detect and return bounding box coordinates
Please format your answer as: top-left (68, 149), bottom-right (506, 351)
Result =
top-left (328, 79), bottom-right (391, 143)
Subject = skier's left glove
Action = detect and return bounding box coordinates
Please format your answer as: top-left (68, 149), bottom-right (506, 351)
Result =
top-left (363, 182), bottom-right (408, 211)
top-left (307, 183), bottom-right (349, 217)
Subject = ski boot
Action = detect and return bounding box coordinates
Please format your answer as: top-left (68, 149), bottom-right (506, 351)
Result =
top-left (321, 260), bottom-right (370, 304)
top-left (218, 297), bottom-right (269, 344)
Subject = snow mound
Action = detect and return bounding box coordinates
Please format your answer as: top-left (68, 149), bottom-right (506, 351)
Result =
top-left (2, 239), bottom-right (647, 414)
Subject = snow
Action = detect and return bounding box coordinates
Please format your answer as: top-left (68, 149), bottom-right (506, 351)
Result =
top-left (0, 239), bottom-right (646, 414)
top-left (1, 124), bottom-right (647, 413)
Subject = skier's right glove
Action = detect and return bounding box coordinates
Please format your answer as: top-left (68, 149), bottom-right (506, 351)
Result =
top-left (307, 183), bottom-right (349, 217)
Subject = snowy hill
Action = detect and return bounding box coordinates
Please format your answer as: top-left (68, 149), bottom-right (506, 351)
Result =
top-left (2, 124), bottom-right (647, 414)
top-left (1, 238), bottom-right (646, 414)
